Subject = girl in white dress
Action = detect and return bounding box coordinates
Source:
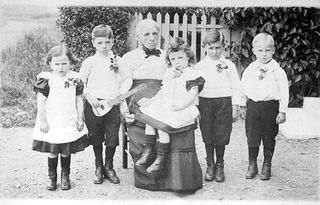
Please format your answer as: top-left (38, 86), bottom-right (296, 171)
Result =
top-left (136, 37), bottom-right (205, 173)
top-left (32, 45), bottom-right (89, 191)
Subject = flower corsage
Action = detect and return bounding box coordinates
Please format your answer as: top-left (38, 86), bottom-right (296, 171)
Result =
top-left (216, 60), bottom-right (228, 73)
top-left (64, 78), bottom-right (80, 88)
top-left (110, 55), bottom-right (119, 72)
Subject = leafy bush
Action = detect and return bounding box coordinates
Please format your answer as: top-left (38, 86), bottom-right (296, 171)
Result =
top-left (220, 7), bottom-right (320, 107)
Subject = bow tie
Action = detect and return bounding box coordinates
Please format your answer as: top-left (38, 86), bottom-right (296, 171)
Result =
top-left (142, 46), bottom-right (161, 58)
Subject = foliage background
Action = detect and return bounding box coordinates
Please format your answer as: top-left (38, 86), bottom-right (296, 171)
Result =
top-left (1, 6), bottom-right (319, 127)
top-left (57, 6), bottom-right (320, 108)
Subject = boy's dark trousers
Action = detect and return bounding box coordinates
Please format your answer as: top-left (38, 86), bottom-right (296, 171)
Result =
top-left (245, 99), bottom-right (279, 180)
top-left (199, 97), bottom-right (232, 182)
top-left (84, 101), bottom-right (120, 184)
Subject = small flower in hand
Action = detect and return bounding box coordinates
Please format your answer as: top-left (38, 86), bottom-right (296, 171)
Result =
top-left (216, 60), bottom-right (228, 73)
top-left (110, 55), bottom-right (119, 72)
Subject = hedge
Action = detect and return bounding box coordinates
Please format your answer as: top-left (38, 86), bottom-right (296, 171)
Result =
top-left (57, 6), bottom-right (320, 107)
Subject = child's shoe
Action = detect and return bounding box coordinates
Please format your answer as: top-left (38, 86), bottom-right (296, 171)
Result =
top-left (215, 163), bottom-right (225, 182)
top-left (146, 143), bottom-right (170, 173)
top-left (104, 159), bottom-right (120, 184)
top-left (260, 160), bottom-right (271, 180)
top-left (135, 143), bottom-right (154, 166)
top-left (60, 156), bottom-right (71, 190)
top-left (245, 160), bottom-right (258, 179)
top-left (46, 157), bottom-right (58, 191)
top-left (204, 158), bottom-right (215, 181)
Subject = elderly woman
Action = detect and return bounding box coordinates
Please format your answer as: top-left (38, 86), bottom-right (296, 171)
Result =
top-left (121, 19), bottom-right (202, 192)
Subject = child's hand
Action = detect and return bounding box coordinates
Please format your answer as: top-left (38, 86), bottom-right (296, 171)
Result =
top-left (239, 106), bottom-right (247, 119)
top-left (232, 105), bottom-right (239, 122)
top-left (85, 94), bottom-right (100, 108)
top-left (76, 118), bottom-right (84, 131)
top-left (40, 121), bottom-right (49, 133)
top-left (276, 112), bottom-right (286, 124)
top-left (124, 112), bottom-right (135, 124)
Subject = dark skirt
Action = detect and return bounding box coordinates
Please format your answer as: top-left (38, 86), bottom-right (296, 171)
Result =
top-left (32, 134), bottom-right (90, 155)
top-left (128, 124), bottom-right (203, 192)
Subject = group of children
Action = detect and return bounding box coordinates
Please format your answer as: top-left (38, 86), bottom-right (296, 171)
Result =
top-left (31, 19), bottom-right (289, 191)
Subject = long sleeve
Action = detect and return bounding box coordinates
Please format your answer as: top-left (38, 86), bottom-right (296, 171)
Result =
top-left (78, 58), bottom-right (91, 95)
top-left (228, 63), bottom-right (242, 105)
top-left (278, 69), bottom-right (289, 113)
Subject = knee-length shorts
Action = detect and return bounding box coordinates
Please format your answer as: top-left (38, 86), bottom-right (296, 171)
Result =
top-left (245, 99), bottom-right (279, 148)
top-left (84, 101), bottom-right (120, 147)
top-left (198, 97), bottom-right (232, 145)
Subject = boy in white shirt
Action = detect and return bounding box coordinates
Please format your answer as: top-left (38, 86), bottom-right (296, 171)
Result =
top-left (240, 33), bottom-right (289, 180)
top-left (79, 24), bottom-right (132, 184)
top-left (195, 30), bottom-right (242, 182)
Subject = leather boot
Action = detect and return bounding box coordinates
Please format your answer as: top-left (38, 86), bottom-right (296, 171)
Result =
top-left (245, 160), bottom-right (258, 179)
top-left (205, 158), bottom-right (215, 181)
top-left (104, 160), bottom-right (120, 184)
top-left (47, 157), bottom-right (58, 191)
top-left (93, 159), bottom-right (103, 184)
top-left (146, 143), bottom-right (170, 173)
top-left (260, 148), bottom-right (273, 180)
top-left (61, 156), bottom-right (71, 190)
top-left (215, 163), bottom-right (225, 182)
top-left (135, 143), bottom-right (155, 166)
top-left (204, 144), bottom-right (215, 181)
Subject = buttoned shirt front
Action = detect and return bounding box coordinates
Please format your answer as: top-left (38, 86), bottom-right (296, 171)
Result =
top-left (79, 51), bottom-right (132, 100)
top-left (194, 55), bottom-right (242, 105)
top-left (241, 59), bottom-right (289, 113)
top-left (119, 47), bottom-right (167, 80)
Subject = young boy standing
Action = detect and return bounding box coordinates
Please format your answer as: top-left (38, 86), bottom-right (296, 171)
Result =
top-left (79, 24), bottom-right (132, 184)
top-left (240, 33), bottom-right (289, 180)
top-left (195, 30), bottom-right (242, 182)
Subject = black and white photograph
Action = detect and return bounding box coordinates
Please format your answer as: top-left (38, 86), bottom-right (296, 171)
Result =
top-left (0, 0), bottom-right (319, 204)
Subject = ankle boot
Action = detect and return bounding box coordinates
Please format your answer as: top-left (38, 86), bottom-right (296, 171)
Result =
top-left (146, 143), bottom-right (170, 173)
top-left (61, 156), bottom-right (71, 190)
top-left (47, 157), bottom-right (58, 191)
top-left (204, 144), bottom-right (215, 181)
top-left (104, 159), bottom-right (120, 184)
top-left (135, 143), bottom-right (155, 166)
top-left (93, 145), bottom-right (103, 184)
top-left (260, 148), bottom-right (273, 180)
top-left (93, 160), bottom-right (103, 184)
top-left (245, 160), bottom-right (258, 179)
top-left (215, 163), bottom-right (225, 182)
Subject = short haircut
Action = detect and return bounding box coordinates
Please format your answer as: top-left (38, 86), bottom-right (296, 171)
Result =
top-left (91, 24), bottom-right (113, 40)
top-left (202, 29), bottom-right (225, 46)
top-left (252, 33), bottom-right (274, 48)
top-left (135, 19), bottom-right (160, 36)
top-left (45, 44), bottom-right (78, 65)
top-left (166, 37), bottom-right (196, 67)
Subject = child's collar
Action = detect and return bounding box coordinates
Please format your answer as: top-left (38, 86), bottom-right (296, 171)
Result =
top-left (253, 59), bottom-right (277, 72)
top-left (95, 51), bottom-right (114, 59)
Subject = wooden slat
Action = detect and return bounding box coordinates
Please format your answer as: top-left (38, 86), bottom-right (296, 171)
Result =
top-left (191, 14), bottom-right (197, 57)
top-left (156, 12), bottom-right (162, 48)
top-left (173, 13), bottom-right (179, 37)
top-left (182, 13), bottom-right (188, 41)
top-left (163, 13), bottom-right (170, 50)
top-left (147, 12), bottom-right (152, 19)
top-left (200, 13), bottom-right (207, 60)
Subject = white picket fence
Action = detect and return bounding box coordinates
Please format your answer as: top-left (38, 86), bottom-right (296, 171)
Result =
top-left (131, 12), bottom-right (239, 61)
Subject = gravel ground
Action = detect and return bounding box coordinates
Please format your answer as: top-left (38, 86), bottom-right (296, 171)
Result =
top-left (0, 119), bottom-right (319, 204)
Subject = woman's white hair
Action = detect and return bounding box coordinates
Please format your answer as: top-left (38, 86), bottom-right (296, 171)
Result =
top-left (135, 19), bottom-right (160, 37)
